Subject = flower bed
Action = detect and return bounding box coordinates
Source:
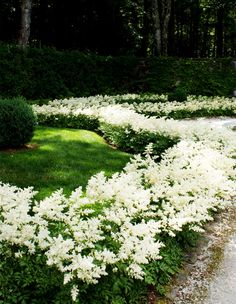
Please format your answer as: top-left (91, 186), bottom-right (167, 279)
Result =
top-left (0, 95), bottom-right (236, 303)
top-left (34, 97), bottom-right (236, 156)
top-left (34, 93), bottom-right (236, 120)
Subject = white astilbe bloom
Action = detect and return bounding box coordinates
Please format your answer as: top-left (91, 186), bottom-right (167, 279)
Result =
top-left (63, 255), bottom-right (108, 284)
top-left (124, 140), bottom-right (236, 235)
top-left (0, 183), bottom-right (37, 252)
top-left (33, 94), bottom-right (236, 157)
top-left (1, 94), bottom-right (236, 301)
top-left (45, 235), bottom-right (75, 269)
top-left (71, 285), bottom-right (79, 302)
top-left (114, 220), bottom-right (163, 264)
top-left (87, 171), bottom-right (151, 215)
top-left (33, 189), bottom-right (68, 222)
top-left (33, 94), bottom-right (236, 119)
top-left (94, 248), bottom-right (118, 264)
top-left (134, 95), bottom-right (236, 116)
top-left (127, 263), bottom-right (145, 280)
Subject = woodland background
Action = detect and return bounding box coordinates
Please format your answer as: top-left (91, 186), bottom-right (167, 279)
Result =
top-left (0, 1), bottom-right (235, 100)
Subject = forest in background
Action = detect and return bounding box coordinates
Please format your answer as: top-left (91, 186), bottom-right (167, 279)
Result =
top-left (0, 0), bottom-right (235, 57)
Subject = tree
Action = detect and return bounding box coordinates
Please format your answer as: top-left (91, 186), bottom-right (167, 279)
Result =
top-left (0, 0), bottom-right (235, 57)
top-left (151, 0), bottom-right (172, 56)
top-left (18, 0), bottom-right (32, 47)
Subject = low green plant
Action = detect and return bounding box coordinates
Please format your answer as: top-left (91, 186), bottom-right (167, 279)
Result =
top-left (0, 244), bottom-right (73, 304)
top-left (36, 112), bottom-right (99, 131)
top-left (168, 88), bottom-right (187, 102)
top-left (0, 97), bottom-right (36, 148)
top-left (99, 122), bottom-right (178, 156)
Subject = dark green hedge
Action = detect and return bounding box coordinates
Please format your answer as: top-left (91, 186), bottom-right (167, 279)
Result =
top-left (0, 44), bottom-right (235, 99)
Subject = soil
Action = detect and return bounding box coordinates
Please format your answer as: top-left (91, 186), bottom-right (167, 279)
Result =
top-left (0, 143), bottom-right (39, 153)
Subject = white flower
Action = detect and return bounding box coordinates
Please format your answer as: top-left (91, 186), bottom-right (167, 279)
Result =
top-left (71, 285), bottom-right (79, 302)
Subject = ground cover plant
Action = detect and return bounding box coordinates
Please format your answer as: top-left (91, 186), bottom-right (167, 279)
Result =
top-left (33, 94), bottom-right (236, 122)
top-left (0, 95), bottom-right (235, 303)
top-left (0, 127), bottom-right (131, 200)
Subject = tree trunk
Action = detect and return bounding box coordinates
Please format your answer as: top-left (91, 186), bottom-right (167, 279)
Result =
top-left (140, 0), bottom-right (151, 57)
top-left (168, 0), bottom-right (175, 56)
top-left (189, 0), bottom-right (200, 57)
top-left (151, 0), bottom-right (161, 55)
top-left (19, 0), bottom-right (32, 48)
top-left (161, 0), bottom-right (172, 56)
top-left (216, 8), bottom-right (224, 57)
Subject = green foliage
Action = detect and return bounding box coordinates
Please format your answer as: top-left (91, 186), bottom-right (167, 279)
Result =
top-left (143, 230), bottom-right (201, 296)
top-left (0, 247), bottom-right (146, 304)
top-left (36, 112), bottom-right (99, 131)
top-left (99, 123), bottom-right (178, 156)
top-left (0, 245), bottom-right (73, 304)
top-left (0, 45), bottom-right (235, 100)
top-left (144, 237), bottom-right (184, 295)
top-left (76, 269), bottom-right (147, 304)
top-left (166, 107), bottom-right (235, 119)
top-left (0, 97), bottom-right (36, 148)
top-left (168, 88), bottom-right (187, 102)
top-left (0, 230), bottom-right (199, 304)
top-left (147, 57), bottom-right (236, 97)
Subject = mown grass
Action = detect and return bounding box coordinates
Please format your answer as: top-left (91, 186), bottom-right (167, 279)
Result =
top-left (0, 127), bottom-right (131, 200)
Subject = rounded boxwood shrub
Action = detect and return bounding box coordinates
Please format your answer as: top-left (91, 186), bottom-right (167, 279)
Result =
top-left (0, 97), bottom-right (36, 148)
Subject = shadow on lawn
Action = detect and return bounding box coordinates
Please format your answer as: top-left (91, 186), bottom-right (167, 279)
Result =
top-left (0, 129), bottom-right (131, 200)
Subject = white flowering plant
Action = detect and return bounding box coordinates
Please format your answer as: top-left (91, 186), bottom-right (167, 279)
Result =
top-left (0, 93), bottom-right (235, 303)
top-left (0, 138), bottom-right (235, 302)
top-left (33, 97), bottom-right (236, 158)
top-left (33, 94), bottom-right (236, 120)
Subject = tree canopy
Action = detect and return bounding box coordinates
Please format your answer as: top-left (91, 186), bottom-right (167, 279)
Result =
top-left (0, 0), bottom-right (235, 57)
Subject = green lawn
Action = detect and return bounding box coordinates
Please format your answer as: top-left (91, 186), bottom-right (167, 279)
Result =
top-left (0, 127), bottom-right (131, 200)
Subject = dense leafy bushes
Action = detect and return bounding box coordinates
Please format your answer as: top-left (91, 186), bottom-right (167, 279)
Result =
top-left (0, 245), bottom-right (72, 304)
top-left (99, 122), bottom-right (178, 155)
top-left (0, 97), bottom-right (36, 148)
top-left (0, 235), bottom-right (185, 304)
top-left (167, 88), bottom-right (188, 102)
top-left (36, 112), bottom-right (99, 131)
top-left (0, 45), bottom-right (235, 99)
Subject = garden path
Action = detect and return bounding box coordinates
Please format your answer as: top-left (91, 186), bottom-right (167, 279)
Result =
top-left (182, 117), bottom-right (236, 130)
top-left (203, 234), bottom-right (236, 304)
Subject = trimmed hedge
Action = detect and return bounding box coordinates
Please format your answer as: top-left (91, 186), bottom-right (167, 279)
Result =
top-left (36, 112), bottom-right (99, 131)
top-left (0, 97), bottom-right (36, 148)
top-left (0, 44), bottom-right (235, 99)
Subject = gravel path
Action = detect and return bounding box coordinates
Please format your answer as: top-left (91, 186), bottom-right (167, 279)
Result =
top-left (163, 207), bottom-right (236, 304)
top-left (203, 234), bottom-right (236, 304)
top-left (182, 117), bottom-right (236, 129)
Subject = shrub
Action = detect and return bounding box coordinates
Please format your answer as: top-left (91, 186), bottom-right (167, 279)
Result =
top-left (0, 97), bottom-right (36, 148)
top-left (0, 45), bottom-right (235, 99)
top-left (168, 88), bottom-right (187, 102)
top-left (36, 112), bottom-right (99, 131)
top-left (99, 122), bottom-right (178, 155)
